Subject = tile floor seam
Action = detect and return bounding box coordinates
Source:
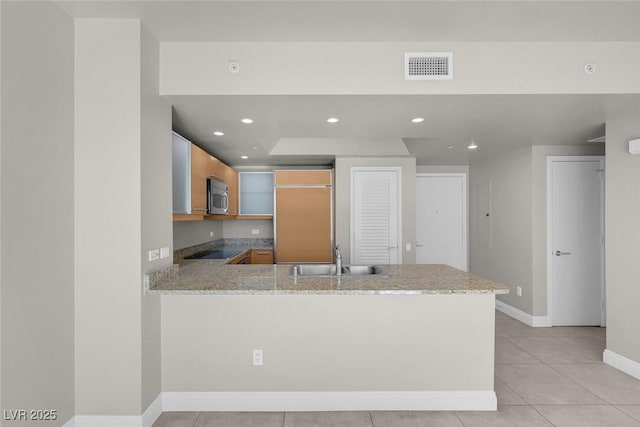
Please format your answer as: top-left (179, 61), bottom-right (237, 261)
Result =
top-left (368, 411), bottom-right (375, 427)
top-left (545, 362), bottom-right (609, 403)
top-left (530, 404), bottom-right (558, 426)
top-left (453, 410), bottom-right (466, 427)
top-left (494, 372), bottom-right (529, 405)
top-left (501, 336), bottom-right (548, 364)
top-left (191, 412), bottom-right (202, 427)
top-left (282, 411), bottom-right (286, 427)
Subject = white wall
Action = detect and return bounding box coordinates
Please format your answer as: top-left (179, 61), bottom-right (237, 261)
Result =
top-left (1, 2), bottom-right (75, 424)
top-left (530, 144), bottom-right (605, 316)
top-left (74, 19), bottom-right (143, 415)
top-left (470, 144), bottom-right (606, 317)
top-left (335, 157), bottom-right (417, 265)
top-left (605, 107), bottom-right (640, 366)
top-left (470, 147), bottom-right (533, 313)
top-left (140, 25), bottom-right (171, 410)
top-left (223, 219), bottom-right (273, 239)
top-left (161, 42), bottom-right (640, 96)
top-left (162, 294), bottom-right (495, 392)
top-left (173, 220), bottom-right (223, 250)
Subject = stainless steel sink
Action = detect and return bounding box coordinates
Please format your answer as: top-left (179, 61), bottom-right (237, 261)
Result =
top-left (289, 264), bottom-right (388, 277)
top-left (342, 265), bottom-right (387, 276)
top-left (289, 264), bottom-right (338, 276)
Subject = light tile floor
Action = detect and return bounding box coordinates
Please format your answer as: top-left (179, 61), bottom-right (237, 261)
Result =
top-left (153, 310), bottom-right (640, 427)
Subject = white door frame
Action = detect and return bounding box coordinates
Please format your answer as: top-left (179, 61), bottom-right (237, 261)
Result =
top-left (416, 173), bottom-right (468, 271)
top-left (546, 156), bottom-right (605, 327)
top-left (350, 166), bottom-right (403, 264)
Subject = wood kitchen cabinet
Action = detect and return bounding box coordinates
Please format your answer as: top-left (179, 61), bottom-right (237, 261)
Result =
top-left (250, 249), bottom-right (274, 264)
top-left (190, 143), bottom-right (210, 216)
top-left (205, 157), bottom-right (238, 219)
top-left (172, 132), bottom-right (208, 220)
top-left (172, 131), bottom-right (239, 221)
top-left (274, 170), bottom-right (333, 263)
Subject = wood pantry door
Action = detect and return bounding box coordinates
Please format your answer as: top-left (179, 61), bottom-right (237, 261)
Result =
top-left (350, 167), bottom-right (402, 264)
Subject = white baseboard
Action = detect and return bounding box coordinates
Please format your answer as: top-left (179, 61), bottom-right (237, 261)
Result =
top-left (496, 300), bottom-right (551, 327)
top-left (62, 394), bottom-right (162, 427)
top-left (604, 349), bottom-right (640, 381)
top-left (161, 391), bottom-right (496, 412)
top-left (62, 390), bottom-right (495, 423)
top-left (142, 394), bottom-right (163, 427)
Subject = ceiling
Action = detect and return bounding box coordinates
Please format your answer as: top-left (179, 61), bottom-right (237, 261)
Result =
top-left (170, 94), bottom-right (626, 167)
top-left (55, 1), bottom-right (640, 166)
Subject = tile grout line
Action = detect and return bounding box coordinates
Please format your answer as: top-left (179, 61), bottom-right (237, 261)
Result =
top-left (530, 404), bottom-right (558, 426)
top-left (191, 412), bottom-right (202, 427)
top-left (453, 410), bottom-right (467, 427)
top-left (494, 371), bottom-right (529, 405)
top-left (544, 362), bottom-right (610, 404)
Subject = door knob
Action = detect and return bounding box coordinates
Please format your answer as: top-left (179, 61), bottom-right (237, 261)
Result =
top-left (555, 250), bottom-right (572, 256)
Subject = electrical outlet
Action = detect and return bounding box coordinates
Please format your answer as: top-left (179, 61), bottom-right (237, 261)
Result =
top-left (253, 349), bottom-right (263, 366)
top-left (516, 286), bottom-right (522, 297)
top-left (251, 229), bottom-right (260, 235)
top-left (148, 249), bottom-right (160, 262)
top-left (160, 247), bottom-right (170, 259)
top-left (210, 231), bottom-right (215, 237)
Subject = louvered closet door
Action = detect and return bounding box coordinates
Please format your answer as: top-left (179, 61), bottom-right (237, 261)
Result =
top-left (351, 168), bottom-right (401, 264)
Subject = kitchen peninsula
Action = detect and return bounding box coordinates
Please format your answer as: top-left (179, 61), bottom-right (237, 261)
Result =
top-left (152, 262), bottom-right (508, 412)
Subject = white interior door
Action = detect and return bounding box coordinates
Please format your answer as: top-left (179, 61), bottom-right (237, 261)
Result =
top-left (416, 174), bottom-right (467, 270)
top-left (351, 168), bottom-right (402, 264)
top-left (549, 157), bottom-right (604, 326)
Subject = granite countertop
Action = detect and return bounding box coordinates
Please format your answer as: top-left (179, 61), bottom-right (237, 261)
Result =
top-left (147, 262), bottom-right (510, 295)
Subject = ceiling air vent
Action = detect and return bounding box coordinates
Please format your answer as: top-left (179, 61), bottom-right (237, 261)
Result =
top-left (405, 52), bottom-right (453, 80)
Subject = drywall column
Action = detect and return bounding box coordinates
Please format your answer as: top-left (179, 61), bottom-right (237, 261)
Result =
top-left (605, 107), bottom-right (640, 375)
top-left (1, 2), bottom-right (75, 425)
top-left (74, 19), bottom-right (143, 415)
top-left (140, 26), bottom-right (172, 410)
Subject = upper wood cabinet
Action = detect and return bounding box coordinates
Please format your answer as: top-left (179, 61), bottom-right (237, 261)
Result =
top-left (274, 170), bottom-right (332, 186)
top-left (172, 131), bottom-right (238, 221)
top-left (190, 144), bottom-right (210, 215)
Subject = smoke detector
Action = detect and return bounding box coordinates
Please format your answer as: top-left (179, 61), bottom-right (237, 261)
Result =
top-left (405, 52), bottom-right (453, 80)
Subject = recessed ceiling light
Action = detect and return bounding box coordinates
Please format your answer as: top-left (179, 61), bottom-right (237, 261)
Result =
top-left (241, 118), bottom-right (253, 124)
top-left (326, 117), bottom-right (340, 124)
top-left (213, 131), bottom-right (224, 136)
top-left (447, 145), bottom-right (454, 149)
top-left (411, 117), bottom-right (425, 123)
top-left (241, 155), bottom-right (249, 159)
top-left (468, 142), bottom-right (478, 150)
top-left (252, 146), bottom-right (259, 150)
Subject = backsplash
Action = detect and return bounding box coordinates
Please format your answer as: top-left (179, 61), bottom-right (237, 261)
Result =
top-left (173, 238), bottom-right (274, 263)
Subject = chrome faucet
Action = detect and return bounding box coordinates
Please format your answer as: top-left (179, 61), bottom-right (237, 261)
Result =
top-left (335, 245), bottom-right (343, 276)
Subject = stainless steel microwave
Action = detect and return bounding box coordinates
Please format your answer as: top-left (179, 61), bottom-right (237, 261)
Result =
top-left (207, 179), bottom-right (229, 215)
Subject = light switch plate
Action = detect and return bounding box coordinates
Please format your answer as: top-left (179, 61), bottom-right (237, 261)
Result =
top-left (148, 249), bottom-right (160, 262)
top-left (160, 247), bottom-right (170, 259)
top-left (251, 229), bottom-right (260, 235)
top-left (629, 138), bottom-right (640, 154)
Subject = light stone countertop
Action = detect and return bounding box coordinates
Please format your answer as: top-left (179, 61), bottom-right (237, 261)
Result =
top-left (148, 262), bottom-right (510, 295)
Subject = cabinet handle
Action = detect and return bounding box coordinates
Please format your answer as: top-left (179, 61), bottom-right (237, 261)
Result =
top-left (255, 251), bottom-right (271, 255)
